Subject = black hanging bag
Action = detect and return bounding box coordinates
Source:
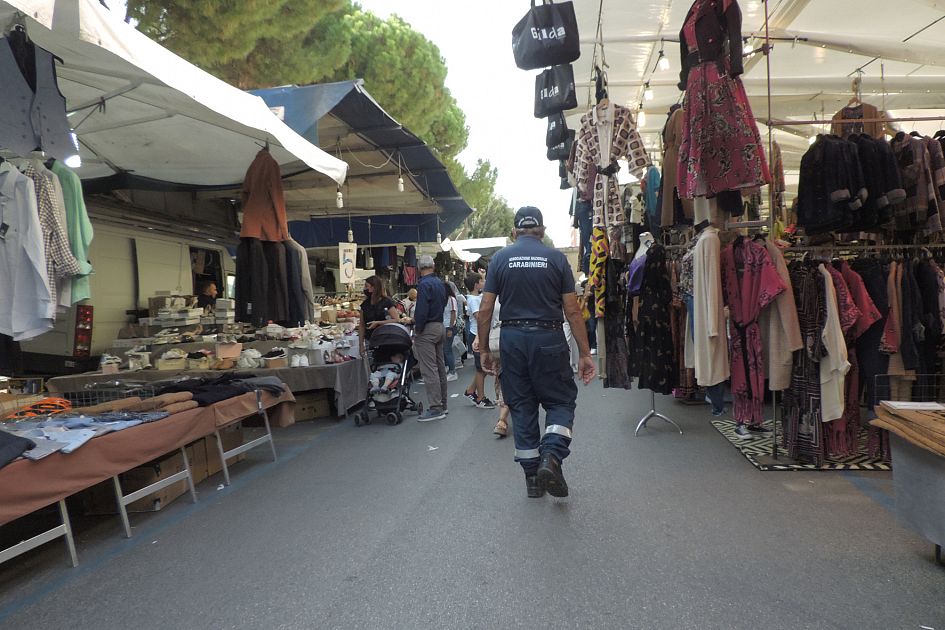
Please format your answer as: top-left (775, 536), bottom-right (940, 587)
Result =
top-left (512, 0), bottom-right (581, 70)
top-left (547, 129), bottom-right (575, 161)
top-left (534, 64), bottom-right (577, 118)
top-left (546, 112), bottom-right (569, 147)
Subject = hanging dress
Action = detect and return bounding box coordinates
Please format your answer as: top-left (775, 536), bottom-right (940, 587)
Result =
top-left (782, 262), bottom-right (828, 465)
top-left (721, 237), bottom-right (786, 426)
top-left (634, 245), bottom-right (676, 394)
top-left (677, 0), bottom-right (770, 199)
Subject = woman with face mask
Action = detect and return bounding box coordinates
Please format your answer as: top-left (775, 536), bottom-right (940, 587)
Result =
top-left (358, 276), bottom-right (402, 354)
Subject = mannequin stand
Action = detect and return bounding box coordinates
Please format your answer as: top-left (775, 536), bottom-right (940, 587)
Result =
top-left (635, 390), bottom-right (683, 436)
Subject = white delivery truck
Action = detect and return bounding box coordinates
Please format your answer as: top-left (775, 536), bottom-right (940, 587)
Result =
top-left (15, 191), bottom-right (238, 375)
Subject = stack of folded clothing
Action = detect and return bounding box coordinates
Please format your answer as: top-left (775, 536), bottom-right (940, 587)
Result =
top-left (156, 374), bottom-right (286, 406)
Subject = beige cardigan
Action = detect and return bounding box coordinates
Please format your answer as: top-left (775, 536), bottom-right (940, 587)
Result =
top-left (819, 265), bottom-right (851, 422)
top-left (692, 227), bottom-right (730, 387)
top-left (759, 241), bottom-right (803, 391)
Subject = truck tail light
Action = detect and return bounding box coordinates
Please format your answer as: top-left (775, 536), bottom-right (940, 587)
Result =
top-left (73, 305), bottom-right (93, 358)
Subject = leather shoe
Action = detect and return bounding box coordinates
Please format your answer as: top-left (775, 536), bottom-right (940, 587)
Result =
top-left (525, 474), bottom-right (545, 498)
top-left (536, 453), bottom-right (569, 497)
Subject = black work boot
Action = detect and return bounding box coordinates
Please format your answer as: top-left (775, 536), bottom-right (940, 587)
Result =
top-left (536, 453), bottom-right (569, 497)
top-left (525, 474), bottom-right (545, 498)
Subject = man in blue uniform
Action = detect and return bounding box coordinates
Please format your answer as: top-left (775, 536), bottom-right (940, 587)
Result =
top-left (478, 207), bottom-right (596, 498)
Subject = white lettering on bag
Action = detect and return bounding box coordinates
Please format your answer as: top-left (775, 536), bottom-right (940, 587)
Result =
top-left (540, 85), bottom-right (560, 99)
top-left (530, 26), bottom-right (567, 41)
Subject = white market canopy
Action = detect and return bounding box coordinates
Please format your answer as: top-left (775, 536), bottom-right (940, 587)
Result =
top-left (0, 0), bottom-right (348, 186)
top-left (568, 0), bottom-right (945, 192)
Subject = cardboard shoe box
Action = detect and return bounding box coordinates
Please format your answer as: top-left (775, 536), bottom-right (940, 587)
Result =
top-left (294, 390), bottom-right (334, 421)
top-left (81, 444), bottom-right (202, 514)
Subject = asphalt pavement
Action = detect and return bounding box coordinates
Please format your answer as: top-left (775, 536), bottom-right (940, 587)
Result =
top-left (0, 372), bottom-right (943, 629)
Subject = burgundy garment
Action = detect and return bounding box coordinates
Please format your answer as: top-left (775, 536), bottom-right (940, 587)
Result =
top-left (677, 61), bottom-right (770, 199)
top-left (721, 238), bottom-right (786, 426)
top-left (823, 267), bottom-right (861, 457)
top-left (837, 262), bottom-right (883, 455)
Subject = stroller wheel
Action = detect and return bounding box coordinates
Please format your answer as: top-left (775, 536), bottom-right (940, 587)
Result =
top-left (353, 412), bottom-right (363, 427)
top-left (385, 412), bottom-right (399, 426)
top-left (395, 411), bottom-right (404, 424)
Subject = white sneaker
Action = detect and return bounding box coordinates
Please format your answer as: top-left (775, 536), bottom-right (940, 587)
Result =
top-left (290, 354), bottom-right (301, 368)
top-left (298, 354), bottom-right (310, 367)
top-left (446, 372), bottom-right (458, 382)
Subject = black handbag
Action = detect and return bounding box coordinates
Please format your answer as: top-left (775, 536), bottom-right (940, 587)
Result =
top-left (547, 129), bottom-right (575, 161)
top-left (534, 64), bottom-right (577, 118)
top-left (512, 0), bottom-right (581, 71)
top-left (546, 112), bottom-right (568, 147)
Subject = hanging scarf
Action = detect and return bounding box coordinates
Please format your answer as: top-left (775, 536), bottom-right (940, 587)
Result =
top-left (590, 226), bottom-right (609, 318)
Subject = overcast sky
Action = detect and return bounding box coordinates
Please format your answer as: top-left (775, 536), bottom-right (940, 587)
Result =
top-left (357, 1), bottom-right (576, 246)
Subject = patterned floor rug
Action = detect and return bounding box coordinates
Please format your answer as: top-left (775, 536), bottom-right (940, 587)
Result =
top-left (710, 418), bottom-right (891, 471)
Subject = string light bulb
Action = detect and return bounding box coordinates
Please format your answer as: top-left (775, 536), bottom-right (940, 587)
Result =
top-left (808, 136), bottom-right (816, 145)
top-left (336, 188), bottom-right (344, 209)
top-left (637, 106), bottom-right (647, 128)
top-left (347, 228), bottom-right (354, 242)
top-left (397, 176), bottom-right (405, 192)
top-left (644, 82), bottom-right (654, 101)
top-left (437, 232), bottom-right (442, 243)
top-left (657, 49), bottom-right (670, 71)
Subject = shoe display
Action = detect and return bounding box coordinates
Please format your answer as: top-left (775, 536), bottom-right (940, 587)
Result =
top-left (290, 354), bottom-right (301, 368)
top-left (477, 397), bottom-right (497, 409)
top-left (747, 424), bottom-right (773, 434)
top-left (417, 409), bottom-right (446, 422)
top-left (525, 474), bottom-right (545, 498)
top-left (446, 372), bottom-right (458, 382)
top-left (734, 424), bottom-right (754, 439)
top-left (298, 354), bottom-right (310, 367)
top-left (536, 453), bottom-right (568, 498)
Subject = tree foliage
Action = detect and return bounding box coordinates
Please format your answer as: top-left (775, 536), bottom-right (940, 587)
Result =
top-left (127, 1), bottom-right (466, 158)
top-left (450, 160), bottom-right (515, 240)
top-left (126, 1), bottom-right (349, 87)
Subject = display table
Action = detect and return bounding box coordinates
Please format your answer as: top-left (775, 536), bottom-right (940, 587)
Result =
top-left (46, 358), bottom-right (368, 418)
top-left (0, 388), bottom-right (294, 526)
top-left (890, 434), bottom-right (945, 560)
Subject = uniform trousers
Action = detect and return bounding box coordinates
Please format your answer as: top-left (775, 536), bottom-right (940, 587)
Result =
top-left (499, 326), bottom-right (578, 473)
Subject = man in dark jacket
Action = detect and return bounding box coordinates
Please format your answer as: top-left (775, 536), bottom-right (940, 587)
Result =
top-left (412, 254), bottom-right (448, 421)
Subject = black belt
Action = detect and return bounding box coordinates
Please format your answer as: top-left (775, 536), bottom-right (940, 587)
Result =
top-left (502, 320), bottom-right (563, 330)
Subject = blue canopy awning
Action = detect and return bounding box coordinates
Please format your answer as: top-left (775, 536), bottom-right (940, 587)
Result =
top-left (252, 81), bottom-right (472, 248)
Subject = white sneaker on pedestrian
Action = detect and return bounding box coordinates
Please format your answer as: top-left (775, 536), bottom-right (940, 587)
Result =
top-left (446, 372), bottom-right (458, 382)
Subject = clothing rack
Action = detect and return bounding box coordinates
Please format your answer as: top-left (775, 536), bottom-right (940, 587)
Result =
top-left (762, 115), bottom-right (945, 128)
top-left (634, 390), bottom-right (683, 436)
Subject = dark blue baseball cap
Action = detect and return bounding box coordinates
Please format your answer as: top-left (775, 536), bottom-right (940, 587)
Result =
top-left (514, 206), bottom-right (544, 229)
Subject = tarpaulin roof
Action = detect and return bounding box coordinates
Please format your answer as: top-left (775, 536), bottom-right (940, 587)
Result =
top-left (568, 0), bottom-right (945, 195)
top-left (0, 0), bottom-right (347, 186)
top-left (249, 81), bottom-right (473, 248)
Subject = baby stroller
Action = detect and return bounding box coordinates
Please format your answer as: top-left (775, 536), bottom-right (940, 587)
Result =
top-left (353, 322), bottom-right (422, 426)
